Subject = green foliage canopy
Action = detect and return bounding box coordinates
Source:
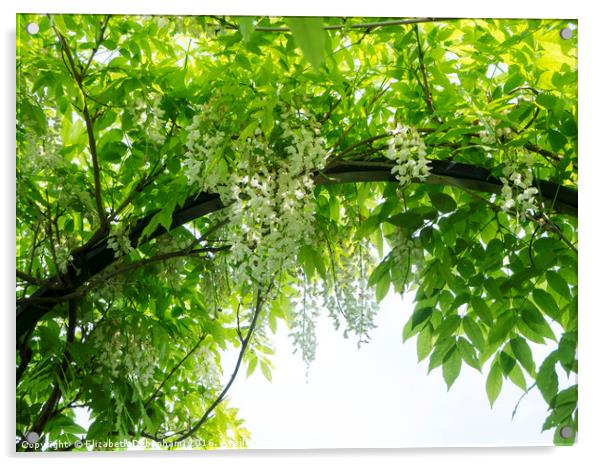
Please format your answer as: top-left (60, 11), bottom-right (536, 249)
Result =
top-left (16, 15), bottom-right (577, 450)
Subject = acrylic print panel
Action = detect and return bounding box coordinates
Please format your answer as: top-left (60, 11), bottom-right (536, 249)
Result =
top-left (15, 14), bottom-right (578, 451)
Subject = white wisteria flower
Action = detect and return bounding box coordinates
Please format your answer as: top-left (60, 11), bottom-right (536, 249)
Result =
top-left (107, 226), bottom-right (134, 258)
top-left (385, 124), bottom-right (431, 187)
top-left (499, 153), bottom-right (539, 220)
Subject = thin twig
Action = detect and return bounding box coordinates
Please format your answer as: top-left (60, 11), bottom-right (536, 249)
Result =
top-left (512, 382), bottom-right (537, 419)
top-left (21, 300), bottom-right (78, 450)
top-left (17, 245), bottom-right (231, 304)
top-left (230, 17), bottom-right (452, 33)
top-left (52, 21), bottom-right (110, 248)
top-left (413, 25), bottom-right (440, 122)
top-left (82, 15), bottom-right (111, 75)
top-left (158, 283), bottom-right (273, 446)
top-left (144, 335), bottom-right (207, 409)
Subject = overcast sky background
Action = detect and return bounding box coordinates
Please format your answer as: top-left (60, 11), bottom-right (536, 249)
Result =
top-left (222, 288), bottom-right (575, 449)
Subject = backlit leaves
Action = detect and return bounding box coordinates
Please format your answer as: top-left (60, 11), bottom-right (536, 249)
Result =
top-left (536, 353), bottom-right (559, 404)
top-left (287, 17), bottom-right (326, 71)
top-left (486, 361), bottom-right (503, 407)
top-left (16, 13), bottom-right (578, 449)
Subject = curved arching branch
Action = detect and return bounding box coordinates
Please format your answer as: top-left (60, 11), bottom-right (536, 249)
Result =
top-left (16, 158), bottom-right (577, 343)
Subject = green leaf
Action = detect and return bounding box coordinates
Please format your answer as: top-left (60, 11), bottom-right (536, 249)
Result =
top-left (488, 311), bottom-right (515, 345)
top-left (287, 17), bottom-right (326, 71)
top-left (486, 361), bottom-right (503, 407)
top-left (508, 363), bottom-right (527, 391)
top-left (411, 307), bottom-right (433, 329)
top-left (557, 331), bottom-right (577, 368)
top-left (471, 297), bottom-right (494, 326)
top-left (536, 353), bottom-right (559, 404)
top-left (436, 315), bottom-right (461, 342)
top-left (457, 336), bottom-right (480, 370)
top-left (260, 360), bottom-right (273, 382)
top-left (504, 73), bottom-right (525, 93)
top-left (442, 348), bottom-right (462, 390)
top-left (456, 258), bottom-right (476, 278)
top-left (99, 141), bottom-right (128, 163)
top-left (546, 270), bottom-right (572, 301)
top-left (462, 316), bottom-right (485, 350)
top-left (536, 92), bottom-right (558, 110)
top-left (237, 16), bottom-right (255, 42)
top-left (547, 129), bottom-right (567, 152)
top-left (428, 337), bottom-right (455, 373)
top-left (140, 200), bottom-right (176, 240)
top-left (108, 56), bottom-right (129, 68)
top-left (499, 351), bottom-right (516, 375)
top-left (554, 385), bottom-right (578, 407)
top-left (375, 274), bottom-right (390, 302)
top-left (86, 419), bottom-right (111, 441)
top-left (532, 288), bottom-right (560, 320)
top-left (21, 101), bottom-right (48, 135)
top-left (429, 192), bottom-right (457, 213)
top-left (509, 336), bottom-right (536, 376)
top-left (416, 323), bottom-right (433, 362)
top-left (298, 245), bottom-right (327, 280)
top-left (386, 211), bottom-right (423, 230)
top-left (368, 258), bottom-right (390, 287)
top-left (521, 303), bottom-right (556, 341)
top-left (246, 353), bottom-right (258, 378)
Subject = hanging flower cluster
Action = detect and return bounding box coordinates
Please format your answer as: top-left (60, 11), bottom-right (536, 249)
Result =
top-left (227, 128), bottom-right (327, 284)
top-left (385, 125), bottom-right (431, 187)
top-left (289, 275), bottom-right (321, 370)
top-left (191, 344), bottom-right (221, 390)
top-left (21, 117), bottom-right (63, 173)
top-left (324, 243), bottom-right (378, 344)
top-left (478, 116), bottom-right (512, 145)
top-left (92, 320), bottom-right (156, 390)
top-left (182, 116), bottom-right (227, 193)
top-left (107, 226), bottom-right (134, 259)
top-left (127, 94), bottom-right (167, 146)
top-left (389, 230), bottom-right (425, 288)
top-left (54, 243), bottom-right (74, 275)
top-left (182, 106), bottom-right (328, 286)
top-left (499, 153), bottom-right (539, 220)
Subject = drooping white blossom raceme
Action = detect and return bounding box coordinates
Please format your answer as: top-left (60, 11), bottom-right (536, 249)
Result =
top-left (389, 229), bottom-right (425, 284)
top-left (324, 242), bottom-right (378, 345)
top-left (385, 124), bottom-right (431, 188)
top-left (289, 274), bottom-right (321, 371)
top-left (191, 344), bottom-right (221, 390)
top-left (498, 152), bottom-right (539, 221)
top-left (226, 168), bottom-right (319, 285)
top-left (181, 104), bottom-right (228, 194)
top-left (92, 319), bottom-right (156, 392)
top-left (107, 225), bottom-right (134, 259)
top-left (182, 105), bottom-right (329, 287)
top-left (127, 94), bottom-right (167, 146)
top-left (22, 116), bottom-right (63, 173)
top-left (54, 243), bottom-right (74, 275)
top-left (478, 116), bottom-right (512, 145)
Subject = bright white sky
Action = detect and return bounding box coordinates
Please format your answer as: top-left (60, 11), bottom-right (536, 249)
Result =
top-left (222, 289), bottom-right (574, 449)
